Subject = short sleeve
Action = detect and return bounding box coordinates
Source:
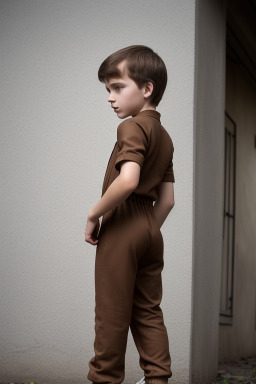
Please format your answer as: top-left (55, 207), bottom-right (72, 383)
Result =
top-left (115, 120), bottom-right (148, 172)
top-left (162, 148), bottom-right (175, 182)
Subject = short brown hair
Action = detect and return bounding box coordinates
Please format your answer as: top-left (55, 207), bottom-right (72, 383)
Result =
top-left (98, 45), bottom-right (167, 107)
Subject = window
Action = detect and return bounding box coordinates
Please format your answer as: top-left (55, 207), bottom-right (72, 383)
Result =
top-left (219, 111), bottom-right (236, 325)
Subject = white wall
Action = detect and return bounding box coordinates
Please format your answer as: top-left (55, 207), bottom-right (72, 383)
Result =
top-left (219, 54), bottom-right (256, 362)
top-left (191, 0), bottom-right (227, 382)
top-left (0, 1), bottom-right (196, 383)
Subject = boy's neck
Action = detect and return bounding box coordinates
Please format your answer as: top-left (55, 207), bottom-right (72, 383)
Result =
top-left (132, 107), bottom-right (158, 118)
top-left (139, 103), bottom-right (156, 113)
top-left (140, 107), bottom-right (156, 112)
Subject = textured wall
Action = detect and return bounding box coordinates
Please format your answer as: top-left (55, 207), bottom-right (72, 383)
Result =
top-left (218, 54), bottom-right (256, 362)
top-left (0, 1), bottom-right (195, 383)
top-left (191, 0), bottom-right (226, 382)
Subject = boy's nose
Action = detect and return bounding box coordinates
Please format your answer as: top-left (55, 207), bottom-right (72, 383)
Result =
top-left (108, 93), bottom-right (115, 102)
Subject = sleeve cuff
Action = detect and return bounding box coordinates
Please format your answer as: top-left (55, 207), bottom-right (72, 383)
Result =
top-left (115, 152), bottom-right (144, 171)
top-left (162, 172), bottom-right (175, 182)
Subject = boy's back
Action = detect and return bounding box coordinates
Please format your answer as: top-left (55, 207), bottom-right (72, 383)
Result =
top-left (85, 45), bottom-right (175, 384)
top-left (101, 109), bottom-right (174, 202)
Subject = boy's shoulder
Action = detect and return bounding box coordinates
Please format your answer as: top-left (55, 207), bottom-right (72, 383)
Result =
top-left (116, 116), bottom-right (146, 138)
top-left (118, 112), bottom-right (174, 151)
top-left (116, 116), bottom-right (152, 145)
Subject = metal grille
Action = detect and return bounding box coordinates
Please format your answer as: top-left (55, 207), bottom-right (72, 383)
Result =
top-left (219, 111), bottom-right (236, 325)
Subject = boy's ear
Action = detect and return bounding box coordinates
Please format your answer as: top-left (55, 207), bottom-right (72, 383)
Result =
top-left (144, 82), bottom-right (154, 99)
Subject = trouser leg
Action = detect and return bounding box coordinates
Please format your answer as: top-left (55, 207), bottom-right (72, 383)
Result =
top-left (87, 208), bottom-right (140, 384)
top-left (130, 207), bottom-right (172, 383)
top-left (87, 200), bottom-right (172, 384)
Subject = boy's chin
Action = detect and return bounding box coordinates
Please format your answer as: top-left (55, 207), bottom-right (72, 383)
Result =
top-left (116, 110), bottom-right (134, 119)
top-left (116, 111), bottom-right (129, 119)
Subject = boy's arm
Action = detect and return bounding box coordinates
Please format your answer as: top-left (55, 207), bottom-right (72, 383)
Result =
top-left (153, 182), bottom-right (175, 228)
top-left (88, 161), bottom-right (140, 221)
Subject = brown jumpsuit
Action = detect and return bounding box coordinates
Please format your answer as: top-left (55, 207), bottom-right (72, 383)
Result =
top-left (87, 110), bottom-right (175, 384)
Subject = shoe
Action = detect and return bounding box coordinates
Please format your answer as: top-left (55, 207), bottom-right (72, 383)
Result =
top-left (136, 377), bottom-right (146, 384)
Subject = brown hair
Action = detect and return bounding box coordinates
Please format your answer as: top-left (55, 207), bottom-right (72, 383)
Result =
top-left (98, 45), bottom-right (167, 107)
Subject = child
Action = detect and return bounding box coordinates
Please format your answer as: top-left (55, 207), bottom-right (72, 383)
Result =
top-left (85, 45), bottom-right (175, 384)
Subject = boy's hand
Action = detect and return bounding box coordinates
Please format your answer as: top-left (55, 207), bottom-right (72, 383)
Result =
top-left (85, 216), bottom-right (100, 246)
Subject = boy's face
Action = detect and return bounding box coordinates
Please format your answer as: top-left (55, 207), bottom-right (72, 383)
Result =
top-left (104, 61), bottom-right (152, 119)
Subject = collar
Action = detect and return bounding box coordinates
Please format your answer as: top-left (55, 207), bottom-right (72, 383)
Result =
top-left (134, 109), bottom-right (161, 121)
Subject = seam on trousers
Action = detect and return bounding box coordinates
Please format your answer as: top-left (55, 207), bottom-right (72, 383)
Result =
top-left (95, 211), bottom-right (114, 357)
top-left (130, 318), bottom-right (146, 357)
top-left (94, 235), bottom-right (109, 375)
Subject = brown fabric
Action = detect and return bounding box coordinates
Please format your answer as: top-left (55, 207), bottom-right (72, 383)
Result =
top-left (87, 196), bottom-right (172, 384)
top-left (101, 110), bottom-right (175, 201)
top-left (146, 377), bottom-right (169, 384)
top-left (87, 110), bottom-right (174, 384)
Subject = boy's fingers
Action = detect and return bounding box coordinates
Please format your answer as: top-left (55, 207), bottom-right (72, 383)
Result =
top-left (85, 234), bottom-right (98, 246)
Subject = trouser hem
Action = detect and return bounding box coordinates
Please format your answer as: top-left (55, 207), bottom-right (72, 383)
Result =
top-left (146, 377), bottom-right (169, 384)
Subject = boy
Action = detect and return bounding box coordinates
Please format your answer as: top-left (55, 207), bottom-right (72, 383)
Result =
top-left (85, 45), bottom-right (175, 384)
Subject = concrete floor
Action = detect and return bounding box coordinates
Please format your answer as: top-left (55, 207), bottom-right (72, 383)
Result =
top-left (215, 356), bottom-right (256, 383)
top-left (1, 357), bottom-right (256, 384)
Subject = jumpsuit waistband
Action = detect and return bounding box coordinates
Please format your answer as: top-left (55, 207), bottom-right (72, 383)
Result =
top-left (126, 193), bottom-right (154, 206)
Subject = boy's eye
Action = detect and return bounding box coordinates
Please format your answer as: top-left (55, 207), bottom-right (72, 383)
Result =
top-left (105, 85), bottom-right (123, 93)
